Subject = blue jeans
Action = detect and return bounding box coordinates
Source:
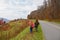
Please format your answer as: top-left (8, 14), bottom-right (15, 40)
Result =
top-left (30, 27), bottom-right (32, 33)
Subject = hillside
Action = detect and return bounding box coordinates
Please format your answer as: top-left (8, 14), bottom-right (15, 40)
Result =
top-left (0, 19), bottom-right (28, 40)
top-left (0, 19), bottom-right (44, 40)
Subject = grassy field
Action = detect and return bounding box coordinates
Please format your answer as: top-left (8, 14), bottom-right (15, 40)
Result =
top-left (0, 20), bottom-right (28, 40)
top-left (0, 19), bottom-right (44, 40)
top-left (10, 25), bottom-right (44, 40)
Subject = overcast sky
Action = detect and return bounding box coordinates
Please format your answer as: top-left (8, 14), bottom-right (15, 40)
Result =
top-left (0, 0), bottom-right (44, 20)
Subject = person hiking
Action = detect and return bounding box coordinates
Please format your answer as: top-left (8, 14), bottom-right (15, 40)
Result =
top-left (28, 20), bottom-right (35, 33)
top-left (35, 19), bottom-right (39, 32)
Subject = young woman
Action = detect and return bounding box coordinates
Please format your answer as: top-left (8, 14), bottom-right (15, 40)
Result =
top-left (28, 20), bottom-right (35, 33)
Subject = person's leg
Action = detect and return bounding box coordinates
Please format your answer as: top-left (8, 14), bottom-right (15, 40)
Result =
top-left (36, 27), bottom-right (38, 31)
top-left (35, 26), bottom-right (37, 31)
top-left (35, 26), bottom-right (38, 32)
top-left (30, 27), bottom-right (32, 33)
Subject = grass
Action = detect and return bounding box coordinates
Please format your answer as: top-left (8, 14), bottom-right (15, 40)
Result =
top-left (0, 21), bottom-right (22, 40)
top-left (54, 22), bottom-right (60, 24)
top-left (0, 20), bottom-right (28, 40)
top-left (0, 19), bottom-right (44, 40)
top-left (10, 25), bottom-right (44, 40)
top-left (42, 19), bottom-right (60, 24)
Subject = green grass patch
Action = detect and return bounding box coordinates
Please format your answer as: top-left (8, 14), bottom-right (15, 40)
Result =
top-left (42, 19), bottom-right (60, 24)
top-left (10, 25), bottom-right (44, 40)
top-left (54, 22), bottom-right (60, 24)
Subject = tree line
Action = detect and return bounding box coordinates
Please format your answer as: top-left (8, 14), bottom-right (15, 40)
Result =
top-left (27, 0), bottom-right (60, 21)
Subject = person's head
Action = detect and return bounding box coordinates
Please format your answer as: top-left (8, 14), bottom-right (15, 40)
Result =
top-left (36, 19), bottom-right (38, 22)
top-left (28, 20), bottom-right (33, 26)
top-left (28, 20), bottom-right (31, 23)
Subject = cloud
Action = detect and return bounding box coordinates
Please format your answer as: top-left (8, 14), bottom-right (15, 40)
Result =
top-left (32, 0), bottom-right (44, 6)
top-left (0, 12), bottom-right (20, 20)
top-left (0, 0), bottom-right (44, 20)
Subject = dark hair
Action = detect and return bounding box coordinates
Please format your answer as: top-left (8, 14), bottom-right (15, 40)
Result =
top-left (36, 19), bottom-right (38, 22)
top-left (35, 19), bottom-right (39, 26)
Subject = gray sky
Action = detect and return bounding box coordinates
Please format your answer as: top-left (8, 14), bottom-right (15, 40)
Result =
top-left (0, 0), bottom-right (44, 20)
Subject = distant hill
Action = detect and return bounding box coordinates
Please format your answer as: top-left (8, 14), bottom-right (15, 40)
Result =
top-left (0, 18), bottom-right (9, 23)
